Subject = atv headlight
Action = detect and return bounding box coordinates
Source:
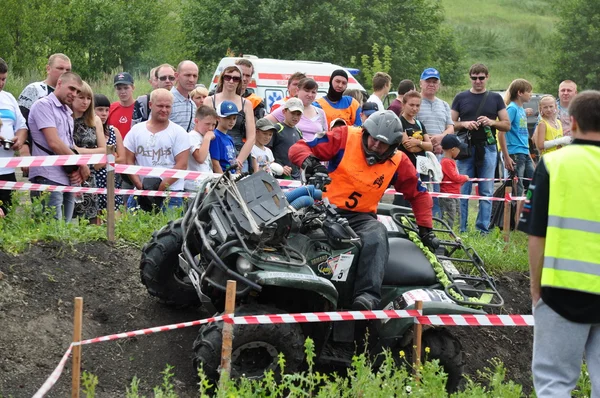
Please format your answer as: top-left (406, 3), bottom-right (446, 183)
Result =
top-left (236, 256), bottom-right (254, 274)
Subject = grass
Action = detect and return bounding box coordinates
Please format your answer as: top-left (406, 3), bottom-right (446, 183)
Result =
top-left (441, 0), bottom-right (557, 92)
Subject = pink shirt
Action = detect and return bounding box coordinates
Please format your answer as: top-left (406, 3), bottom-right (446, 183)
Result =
top-left (269, 105), bottom-right (327, 142)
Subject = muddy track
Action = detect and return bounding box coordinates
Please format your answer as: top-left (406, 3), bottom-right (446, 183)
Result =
top-left (0, 242), bottom-right (532, 397)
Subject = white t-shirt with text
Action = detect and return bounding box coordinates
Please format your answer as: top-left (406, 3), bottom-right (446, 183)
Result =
top-left (251, 145), bottom-right (274, 174)
top-left (123, 121), bottom-right (189, 191)
top-left (185, 131), bottom-right (212, 191)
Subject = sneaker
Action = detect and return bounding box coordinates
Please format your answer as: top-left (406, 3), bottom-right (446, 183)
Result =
top-left (352, 294), bottom-right (374, 311)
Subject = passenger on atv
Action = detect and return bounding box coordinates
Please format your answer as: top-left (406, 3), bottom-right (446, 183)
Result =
top-left (289, 110), bottom-right (437, 311)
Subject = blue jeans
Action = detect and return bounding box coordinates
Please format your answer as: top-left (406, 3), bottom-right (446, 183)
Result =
top-left (509, 153), bottom-right (534, 196)
top-left (30, 176), bottom-right (75, 222)
top-left (457, 144), bottom-right (497, 233)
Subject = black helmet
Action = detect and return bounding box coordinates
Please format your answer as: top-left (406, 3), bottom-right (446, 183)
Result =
top-left (361, 110), bottom-right (403, 165)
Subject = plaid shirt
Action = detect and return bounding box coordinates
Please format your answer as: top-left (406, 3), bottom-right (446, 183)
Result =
top-left (169, 87), bottom-right (196, 132)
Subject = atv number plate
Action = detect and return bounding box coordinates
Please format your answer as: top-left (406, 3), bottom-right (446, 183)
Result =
top-left (331, 253), bottom-right (354, 282)
top-left (377, 215), bottom-right (400, 232)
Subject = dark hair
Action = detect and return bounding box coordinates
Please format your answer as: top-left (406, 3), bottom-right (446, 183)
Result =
top-left (196, 105), bottom-right (218, 120)
top-left (402, 90), bottom-right (421, 104)
top-left (570, 91), bottom-right (600, 134)
top-left (372, 72), bottom-right (392, 91)
top-left (504, 79), bottom-right (533, 105)
top-left (94, 94), bottom-right (111, 108)
top-left (288, 72), bottom-right (306, 87)
top-left (297, 77), bottom-right (318, 92)
top-left (469, 63), bottom-right (489, 76)
top-left (0, 58), bottom-right (7, 74)
top-left (235, 58), bottom-right (254, 74)
top-left (397, 79), bottom-right (415, 95)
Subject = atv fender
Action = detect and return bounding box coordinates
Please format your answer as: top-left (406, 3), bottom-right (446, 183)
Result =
top-left (251, 271), bottom-right (338, 309)
top-left (377, 301), bottom-right (487, 341)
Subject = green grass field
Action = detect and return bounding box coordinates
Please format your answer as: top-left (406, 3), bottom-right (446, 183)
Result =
top-left (441, 0), bottom-right (556, 92)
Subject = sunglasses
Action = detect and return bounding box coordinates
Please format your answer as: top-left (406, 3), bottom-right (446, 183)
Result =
top-left (223, 75), bottom-right (241, 83)
top-left (470, 76), bottom-right (487, 81)
top-left (158, 75), bottom-right (176, 82)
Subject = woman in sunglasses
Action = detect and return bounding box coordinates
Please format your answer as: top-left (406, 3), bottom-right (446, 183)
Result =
top-left (203, 65), bottom-right (255, 171)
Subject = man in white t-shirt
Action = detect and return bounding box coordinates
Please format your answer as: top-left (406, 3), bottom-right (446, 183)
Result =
top-left (124, 88), bottom-right (189, 210)
top-left (367, 72), bottom-right (392, 113)
top-left (0, 58), bottom-right (28, 217)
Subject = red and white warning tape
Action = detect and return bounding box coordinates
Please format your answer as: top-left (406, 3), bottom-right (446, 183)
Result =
top-left (0, 181), bottom-right (194, 198)
top-left (33, 309), bottom-right (534, 397)
top-left (0, 154), bottom-right (107, 169)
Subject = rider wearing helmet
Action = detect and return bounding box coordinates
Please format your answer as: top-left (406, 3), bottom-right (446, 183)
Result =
top-left (289, 110), bottom-right (434, 311)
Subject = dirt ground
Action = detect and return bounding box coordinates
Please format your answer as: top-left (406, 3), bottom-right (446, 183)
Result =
top-left (0, 242), bottom-right (533, 397)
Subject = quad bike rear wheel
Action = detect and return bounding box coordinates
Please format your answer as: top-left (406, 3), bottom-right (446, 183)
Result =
top-left (193, 304), bottom-right (305, 381)
top-left (140, 219), bottom-right (199, 307)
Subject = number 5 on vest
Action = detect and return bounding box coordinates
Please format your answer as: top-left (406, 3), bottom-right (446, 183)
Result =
top-left (345, 191), bottom-right (363, 209)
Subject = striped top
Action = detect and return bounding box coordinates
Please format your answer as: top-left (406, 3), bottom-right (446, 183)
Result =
top-left (416, 97), bottom-right (453, 136)
top-left (170, 87), bottom-right (197, 132)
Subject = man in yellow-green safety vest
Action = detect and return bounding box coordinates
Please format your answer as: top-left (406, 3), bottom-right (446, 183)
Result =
top-left (518, 90), bottom-right (600, 398)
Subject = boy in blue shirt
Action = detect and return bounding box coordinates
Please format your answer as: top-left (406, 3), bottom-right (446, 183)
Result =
top-left (210, 101), bottom-right (240, 173)
top-left (498, 79), bottom-right (534, 197)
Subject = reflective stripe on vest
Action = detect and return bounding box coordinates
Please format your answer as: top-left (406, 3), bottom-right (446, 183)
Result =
top-left (542, 144), bottom-right (600, 294)
top-left (324, 127), bottom-right (402, 213)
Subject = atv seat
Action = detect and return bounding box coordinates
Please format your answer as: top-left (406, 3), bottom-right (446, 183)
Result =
top-left (383, 238), bottom-right (437, 286)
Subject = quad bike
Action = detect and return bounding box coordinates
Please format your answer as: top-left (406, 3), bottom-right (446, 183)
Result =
top-left (140, 169), bottom-right (504, 391)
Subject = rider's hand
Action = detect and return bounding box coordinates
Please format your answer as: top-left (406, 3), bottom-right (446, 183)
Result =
top-left (302, 156), bottom-right (328, 179)
top-left (419, 226), bottom-right (440, 251)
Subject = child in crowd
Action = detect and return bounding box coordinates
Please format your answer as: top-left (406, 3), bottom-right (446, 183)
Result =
top-left (535, 94), bottom-right (570, 156)
top-left (439, 134), bottom-right (470, 228)
top-left (268, 98), bottom-right (304, 179)
top-left (191, 85), bottom-right (209, 108)
top-left (252, 118), bottom-right (276, 174)
top-left (209, 101), bottom-right (239, 173)
top-left (499, 79), bottom-right (534, 197)
top-left (359, 102), bottom-right (379, 124)
top-left (185, 105), bottom-right (217, 192)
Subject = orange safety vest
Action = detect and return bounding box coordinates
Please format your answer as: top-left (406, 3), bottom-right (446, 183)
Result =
top-left (245, 93), bottom-right (263, 110)
top-left (316, 97), bottom-right (360, 127)
top-left (325, 127), bottom-right (402, 213)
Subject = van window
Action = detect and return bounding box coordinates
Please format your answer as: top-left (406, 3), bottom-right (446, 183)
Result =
top-left (265, 89), bottom-right (284, 111)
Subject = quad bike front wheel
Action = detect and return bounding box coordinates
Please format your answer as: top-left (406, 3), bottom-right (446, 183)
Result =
top-left (193, 304), bottom-right (305, 381)
top-left (398, 328), bottom-right (465, 393)
top-left (140, 219), bottom-right (199, 307)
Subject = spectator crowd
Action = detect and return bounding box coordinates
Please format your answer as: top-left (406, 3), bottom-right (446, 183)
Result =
top-left (0, 53), bottom-right (580, 228)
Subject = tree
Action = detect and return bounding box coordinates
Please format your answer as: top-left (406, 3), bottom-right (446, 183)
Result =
top-left (540, 0), bottom-right (600, 92)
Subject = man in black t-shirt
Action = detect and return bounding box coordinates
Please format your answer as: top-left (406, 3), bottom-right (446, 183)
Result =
top-left (451, 63), bottom-right (510, 234)
top-left (518, 91), bottom-right (600, 397)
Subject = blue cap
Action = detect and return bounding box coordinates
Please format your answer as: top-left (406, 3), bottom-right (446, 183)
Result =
top-left (420, 68), bottom-right (440, 81)
top-left (441, 134), bottom-right (467, 150)
top-left (217, 100), bottom-right (239, 117)
top-left (362, 102), bottom-right (379, 116)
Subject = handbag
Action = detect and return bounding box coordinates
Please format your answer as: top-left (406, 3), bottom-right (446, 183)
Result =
top-left (455, 91), bottom-right (491, 161)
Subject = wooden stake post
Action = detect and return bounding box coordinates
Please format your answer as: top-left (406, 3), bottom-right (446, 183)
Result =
top-left (412, 300), bottom-right (423, 381)
top-left (219, 280), bottom-right (237, 388)
top-left (503, 186), bottom-right (512, 247)
top-left (71, 297), bottom-right (83, 398)
top-left (106, 145), bottom-right (116, 243)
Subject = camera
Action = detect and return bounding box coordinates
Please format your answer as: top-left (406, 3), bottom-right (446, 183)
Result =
top-left (0, 139), bottom-right (14, 150)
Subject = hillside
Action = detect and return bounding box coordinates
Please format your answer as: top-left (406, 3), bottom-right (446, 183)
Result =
top-left (441, 0), bottom-right (557, 91)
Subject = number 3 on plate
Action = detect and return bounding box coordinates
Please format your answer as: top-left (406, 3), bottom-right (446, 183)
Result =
top-left (345, 191), bottom-right (362, 209)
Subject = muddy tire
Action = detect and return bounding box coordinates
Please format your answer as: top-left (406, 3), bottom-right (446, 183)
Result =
top-left (421, 328), bottom-right (465, 392)
top-left (193, 304), bottom-right (305, 381)
top-left (140, 219), bottom-right (199, 307)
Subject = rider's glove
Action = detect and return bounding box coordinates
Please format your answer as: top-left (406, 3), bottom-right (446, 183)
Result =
top-left (302, 156), bottom-right (328, 179)
top-left (419, 226), bottom-right (440, 251)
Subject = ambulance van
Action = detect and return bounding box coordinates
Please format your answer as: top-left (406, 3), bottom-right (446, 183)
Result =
top-left (208, 55), bottom-right (366, 112)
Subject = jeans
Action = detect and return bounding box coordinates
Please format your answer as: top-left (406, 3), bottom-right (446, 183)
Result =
top-left (509, 153), bottom-right (534, 196)
top-left (341, 211), bottom-right (389, 304)
top-left (532, 299), bottom-right (600, 397)
top-left (457, 144), bottom-right (497, 233)
top-left (30, 176), bottom-right (75, 222)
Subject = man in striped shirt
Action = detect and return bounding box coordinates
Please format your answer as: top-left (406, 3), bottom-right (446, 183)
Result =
top-left (170, 60), bottom-right (198, 132)
top-left (417, 68), bottom-right (454, 218)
